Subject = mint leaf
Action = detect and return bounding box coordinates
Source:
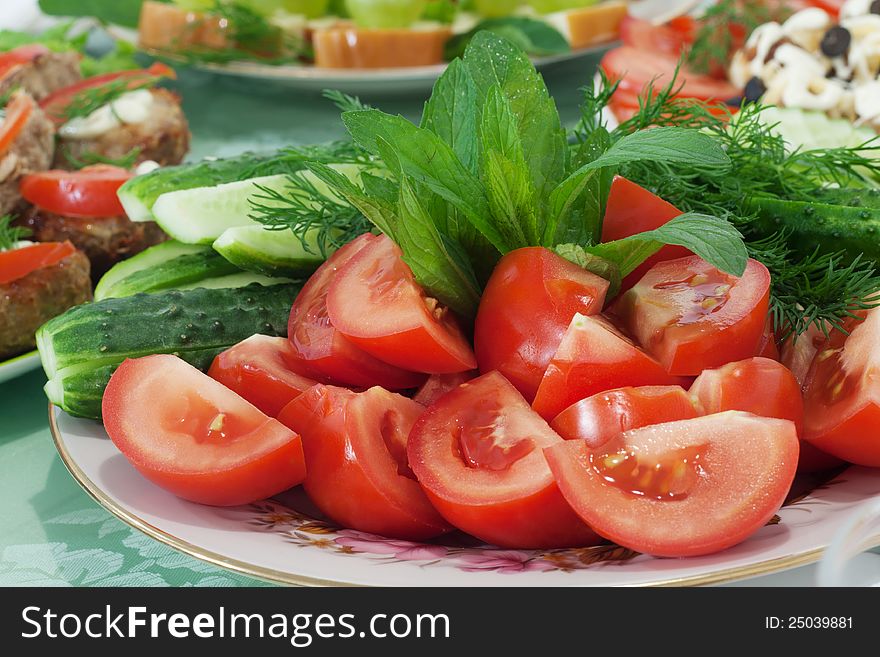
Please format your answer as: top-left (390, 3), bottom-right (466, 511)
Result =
top-left (445, 17), bottom-right (570, 60)
top-left (586, 212), bottom-right (748, 278)
top-left (342, 109), bottom-right (511, 252)
top-left (421, 59), bottom-right (479, 173)
top-left (545, 128), bottom-right (729, 245)
top-left (479, 86), bottom-right (540, 248)
top-left (463, 31), bottom-right (567, 205)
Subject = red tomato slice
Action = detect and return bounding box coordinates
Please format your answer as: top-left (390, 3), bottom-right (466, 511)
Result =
top-left (326, 233), bottom-right (476, 374)
top-left (544, 412), bottom-right (799, 557)
top-left (0, 44), bottom-right (50, 79)
top-left (532, 313), bottom-right (690, 421)
top-left (551, 385), bottom-right (697, 446)
top-left (755, 315), bottom-right (780, 360)
top-left (277, 384), bottom-right (450, 540)
top-left (208, 334), bottom-right (316, 417)
top-left (803, 309), bottom-right (880, 466)
top-left (780, 322), bottom-right (828, 387)
top-left (601, 46), bottom-right (739, 102)
top-left (690, 357), bottom-right (804, 435)
top-left (39, 62), bottom-right (175, 126)
top-left (102, 354), bottom-right (306, 506)
top-left (619, 16), bottom-right (689, 57)
top-left (474, 246), bottom-right (610, 401)
top-left (612, 256), bottom-right (771, 376)
top-left (602, 176), bottom-right (690, 293)
top-left (0, 92), bottom-right (35, 157)
top-left (407, 371), bottom-right (601, 549)
top-left (20, 165), bottom-right (133, 218)
top-left (413, 370), bottom-right (476, 407)
top-left (805, 0), bottom-right (842, 15)
top-left (287, 233), bottom-right (425, 390)
top-left (0, 240), bottom-right (76, 285)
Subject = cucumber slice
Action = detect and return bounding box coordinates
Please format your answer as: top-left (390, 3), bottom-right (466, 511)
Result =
top-left (94, 246), bottom-right (240, 300)
top-left (149, 163), bottom-right (364, 245)
top-left (94, 240), bottom-right (206, 300)
top-left (757, 107), bottom-right (876, 152)
top-left (213, 225), bottom-right (329, 277)
top-left (176, 271), bottom-right (293, 290)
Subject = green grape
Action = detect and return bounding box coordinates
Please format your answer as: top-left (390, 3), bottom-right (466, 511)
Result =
top-left (278, 0), bottom-right (331, 17)
top-left (327, 0), bottom-right (351, 15)
top-left (345, 0), bottom-right (428, 28)
top-left (234, 0), bottom-right (286, 16)
top-left (526, 0), bottom-right (596, 13)
top-left (473, 0), bottom-right (520, 18)
top-left (172, 0), bottom-right (217, 11)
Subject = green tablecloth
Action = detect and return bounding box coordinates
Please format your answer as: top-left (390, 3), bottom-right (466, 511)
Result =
top-left (0, 55), bottom-right (601, 586)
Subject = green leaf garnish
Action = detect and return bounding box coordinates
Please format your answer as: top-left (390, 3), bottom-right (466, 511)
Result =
top-left (0, 215), bottom-right (31, 251)
top-left (445, 16), bottom-right (570, 61)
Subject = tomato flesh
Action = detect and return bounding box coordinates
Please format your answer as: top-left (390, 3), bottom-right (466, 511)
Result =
top-left (532, 313), bottom-right (690, 421)
top-left (327, 234), bottom-right (476, 374)
top-left (0, 92), bottom-right (35, 156)
top-left (287, 233), bottom-right (425, 390)
top-left (208, 334), bottom-right (316, 417)
top-left (413, 370), bottom-right (476, 407)
top-left (20, 165), bottom-right (133, 218)
top-left (545, 412), bottom-right (799, 557)
top-left (407, 371), bottom-right (600, 549)
top-left (612, 256), bottom-right (771, 376)
top-left (0, 241), bottom-right (77, 285)
top-left (102, 354), bottom-right (306, 506)
top-left (474, 246), bottom-right (610, 401)
top-left (277, 384), bottom-right (450, 540)
top-left (602, 176), bottom-right (690, 293)
top-left (551, 385), bottom-right (697, 447)
top-left (803, 309), bottom-right (880, 466)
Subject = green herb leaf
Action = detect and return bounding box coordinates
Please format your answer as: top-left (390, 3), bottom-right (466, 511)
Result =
top-left (445, 17), bottom-right (570, 60)
top-left (0, 215), bottom-right (31, 251)
top-left (421, 59), bottom-right (479, 173)
top-left (586, 212), bottom-right (748, 278)
top-left (463, 31), bottom-right (567, 204)
top-left (554, 243), bottom-right (622, 298)
top-left (61, 146), bottom-right (142, 170)
top-left (38, 0), bottom-right (145, 28)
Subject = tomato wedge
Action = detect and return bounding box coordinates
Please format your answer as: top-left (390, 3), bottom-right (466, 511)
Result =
top-left (407, 371), bottom-right (600, 549)
top-left (102, 354), bottom-right (306, 506)
top-left (39, 62), bottom-right (175, 126)
top-left (620, 16), bottom-right (690, 56)
top-left (277, 384), bottom-right (450, 540)
top-left (803, 309), bottom-right (880, 466)
top-left (545, 412), bottom-right (799, 557)
top-left (20, 165), bottom-right (133, 218)
top-left (551, 386), bottom-right (697, 446)
top-left (287, 233), bottom-right (425, 389)
top-left (474, 246), bottom-right (610, 401)
top-left (690, 357), bottom-right (804, 434)
top-left (0, 240), bottom-right (77, 285)
top-left (532, 313), bottom-right (689, 421)
top-left (755, 315), bottom-right (780, 361)
top-left (601, 46), bottom-right (739, 103)
top-left (781, 323), bottom-right (828, 387)
top-left (208, 334), bottom-right (316, 417)
top-left (326, 233), bottom-right (476, 374)
top-left (602, 176), bottom-right (690, 293)
top-left (413, 370), bottom-right (476, 407)
top-left (0, 92), bottom-right (35, 157)
top-left (612, 256), bottom-right (771, 375)
top-left (0, 44), bottom-right (50, 79)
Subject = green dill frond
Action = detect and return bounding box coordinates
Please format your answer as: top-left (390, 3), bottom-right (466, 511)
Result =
top-left (322, 89), bottom-right (372, 113)
top-left (0, 215), bottom-right (31, 251)
top-left (248, 172), bottom-right (372, 257)
top-left (60, 146), bottom-right (142, 170)
top-left (62, 77), bottom-right (157, 121)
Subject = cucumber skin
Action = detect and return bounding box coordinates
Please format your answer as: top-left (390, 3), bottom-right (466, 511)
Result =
top-left (745, 197), bottom-right (880, 263)
top-left (95, 249), bottom-right (241, 300)
top-left (95, 241), bottom-right (207, 299)
top-left (39, 283), bottom-right (301, 419)
top-left (813, 187), bottom-right (880, 210)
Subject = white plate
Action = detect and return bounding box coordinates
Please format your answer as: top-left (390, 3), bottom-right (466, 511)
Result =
top-left (51, 405), bottom-right (880, 586)
top-left (0, 351), bottom-right (41, 385)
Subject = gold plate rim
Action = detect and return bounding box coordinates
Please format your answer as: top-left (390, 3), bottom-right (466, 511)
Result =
top-left (48, 404), bottom-right (876, 587)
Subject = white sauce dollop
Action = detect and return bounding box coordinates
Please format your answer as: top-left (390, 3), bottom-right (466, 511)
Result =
top-left (134, 159), bottom-right (160, 176)
top-left (59, 89), bottom-right (155, 140)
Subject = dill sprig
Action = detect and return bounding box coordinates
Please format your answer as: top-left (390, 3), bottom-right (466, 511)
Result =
top-left (60, 146), bottom-right (142, 170)
top-left (687, 0), bottom-right (786, 76)
top-left (248, 172), bottom-right (373, 257)
top-left (62, 77), bottom-right (157, 121)
top-left (0, 215), bottom-right (31, 251)
top-left (322, 89), bottom-right (372, 113)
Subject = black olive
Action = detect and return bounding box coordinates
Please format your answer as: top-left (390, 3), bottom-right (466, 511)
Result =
top-left (821, 26), bottom-right (851, 58)
top-left (743, 76), bottom-right (766, 103)
top-left (872, 0), bottom-right (880, 14)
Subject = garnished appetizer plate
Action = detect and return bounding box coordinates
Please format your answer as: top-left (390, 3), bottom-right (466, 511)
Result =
top-left (51, 405), bottom-right (880, 586)
top-left (0, 351), bottom-right (41, 385)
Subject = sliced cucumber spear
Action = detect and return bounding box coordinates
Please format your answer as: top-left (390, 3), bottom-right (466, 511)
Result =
top-left (213, 225), bottom-right (329, 278)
